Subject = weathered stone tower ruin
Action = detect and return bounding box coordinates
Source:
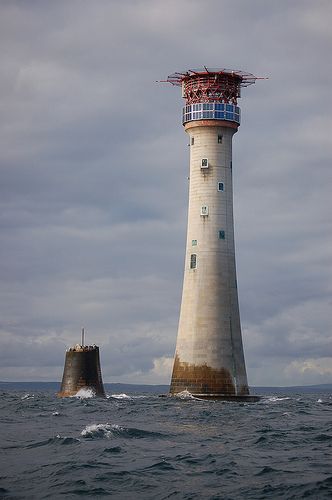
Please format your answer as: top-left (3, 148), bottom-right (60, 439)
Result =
top-left (58, 329), bottom-right (105, 397)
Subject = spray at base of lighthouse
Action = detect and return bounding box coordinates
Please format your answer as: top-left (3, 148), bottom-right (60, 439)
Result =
top-left (166, 68), bottom-right (262, 401)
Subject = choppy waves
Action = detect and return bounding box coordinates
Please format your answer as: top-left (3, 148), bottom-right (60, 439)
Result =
top-left (1, 390), bottom-right (332, 499)
top-left (81, 423), bottom-right (123, 439)
top-left (81, 422), bottom-right (168, 440)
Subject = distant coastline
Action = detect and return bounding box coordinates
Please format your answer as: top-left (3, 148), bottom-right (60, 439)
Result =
top-left (0, 381), bottom-right (331, 394)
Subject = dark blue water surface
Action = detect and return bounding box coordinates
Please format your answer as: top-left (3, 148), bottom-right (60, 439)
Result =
top-left (0, 388), bottom-right (331, 499)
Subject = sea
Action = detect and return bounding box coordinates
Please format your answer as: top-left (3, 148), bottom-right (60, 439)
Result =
top-left (0, 383), bottom-right (331, 499)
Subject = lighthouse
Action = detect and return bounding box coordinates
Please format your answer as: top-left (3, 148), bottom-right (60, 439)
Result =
top-left (167, 68), bottom-right (260, 400)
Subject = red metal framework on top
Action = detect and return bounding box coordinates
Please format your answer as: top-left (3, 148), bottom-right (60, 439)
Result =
top-left (167, 67), bottom-right (258, 105)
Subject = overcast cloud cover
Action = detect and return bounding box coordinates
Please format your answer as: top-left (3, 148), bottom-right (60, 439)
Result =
top-left (0, 0), bottom-right (331, 386)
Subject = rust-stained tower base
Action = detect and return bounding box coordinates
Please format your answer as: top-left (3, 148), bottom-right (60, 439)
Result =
top-left (166, 68), bottom-right (261, 401)
top-left (58, 343), bottom-right (105, 398)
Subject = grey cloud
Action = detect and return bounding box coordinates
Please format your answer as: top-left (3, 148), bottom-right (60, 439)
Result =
top-left (0, 0), bottom-right (331, 385)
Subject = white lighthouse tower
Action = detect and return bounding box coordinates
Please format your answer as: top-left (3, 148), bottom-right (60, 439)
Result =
top-left (167, 68), bottom-right (260, 400)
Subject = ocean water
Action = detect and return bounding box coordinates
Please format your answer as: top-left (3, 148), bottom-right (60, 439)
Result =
top-left (0, 388), bottom-right (331, 499)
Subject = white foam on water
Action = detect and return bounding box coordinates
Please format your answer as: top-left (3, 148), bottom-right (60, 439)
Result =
top-left (107, 393), bottom-right (148, 400)
top-left (266, 396), bottom-right (291, 402)
top-left (81, 423), bottom-right (123, 438)
top-left (175, 390), bottom-right (196, 400)
top-left (74, 388), bottom-right (95, 399)
top-left (317, 398), bottom-right (323, 403)
top-left (110, 393), bottom-right (132, 400)
top-left (21, 393), bottom-right (34, 400)
top-left (52, 411), bottom-right (60, 416)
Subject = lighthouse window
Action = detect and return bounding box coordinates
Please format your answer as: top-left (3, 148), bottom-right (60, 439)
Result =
top-left (218, 135), bottom-right (223, 143)
top-left (201, 158), bottom-right (208, 169)
top-left (201, 205), bottom-right (209, 216)
top-left (203, 103), bottom-right (213, 110)
top-left (218, 230), bottom-right (225, 240)
top-left (191, 137), bottom-right (194, 145)
top-left (218, 182), bottom-right (224, 192)
top-left (192, 239), bottom-right (197, 246)
top-left (182, 103), bottom-right (241, 126)
top-left (215, 103), bottom-right (225, 111)
top-left (190, 254), bottom-right (197, 269)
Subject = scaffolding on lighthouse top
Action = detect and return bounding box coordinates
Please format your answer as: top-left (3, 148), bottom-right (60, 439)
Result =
top-left (166, 67), bottom-right (258, 105)
top-left (163, 67), bottom-right (262, 126)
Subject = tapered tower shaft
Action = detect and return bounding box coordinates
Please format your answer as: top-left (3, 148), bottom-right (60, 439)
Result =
top-left (167, 68), bottom-right (259, 400)
top-left (58, 343), bottom-right (105, 398)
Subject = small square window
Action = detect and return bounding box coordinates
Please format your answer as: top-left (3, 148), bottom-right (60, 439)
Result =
top-left (218, 182), bottom-right (224, 192)
top-left (218, 135), bottom-right (223, 143)
top-left (200, 205), bottom-right (209, 216)
top-left (192, 239), bottom-right (197, 246)
top-left (190, 254), bottom-right (197, 269)
top-left (201, 158), bottom-right (208, 169)
top-left (218, 230), bottom-right (225, 240)
top-left (191, 137), bottom-right (194, 145)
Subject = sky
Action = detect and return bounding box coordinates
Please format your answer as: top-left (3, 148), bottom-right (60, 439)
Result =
top-left (0, 0), bottom-right (331, 386)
